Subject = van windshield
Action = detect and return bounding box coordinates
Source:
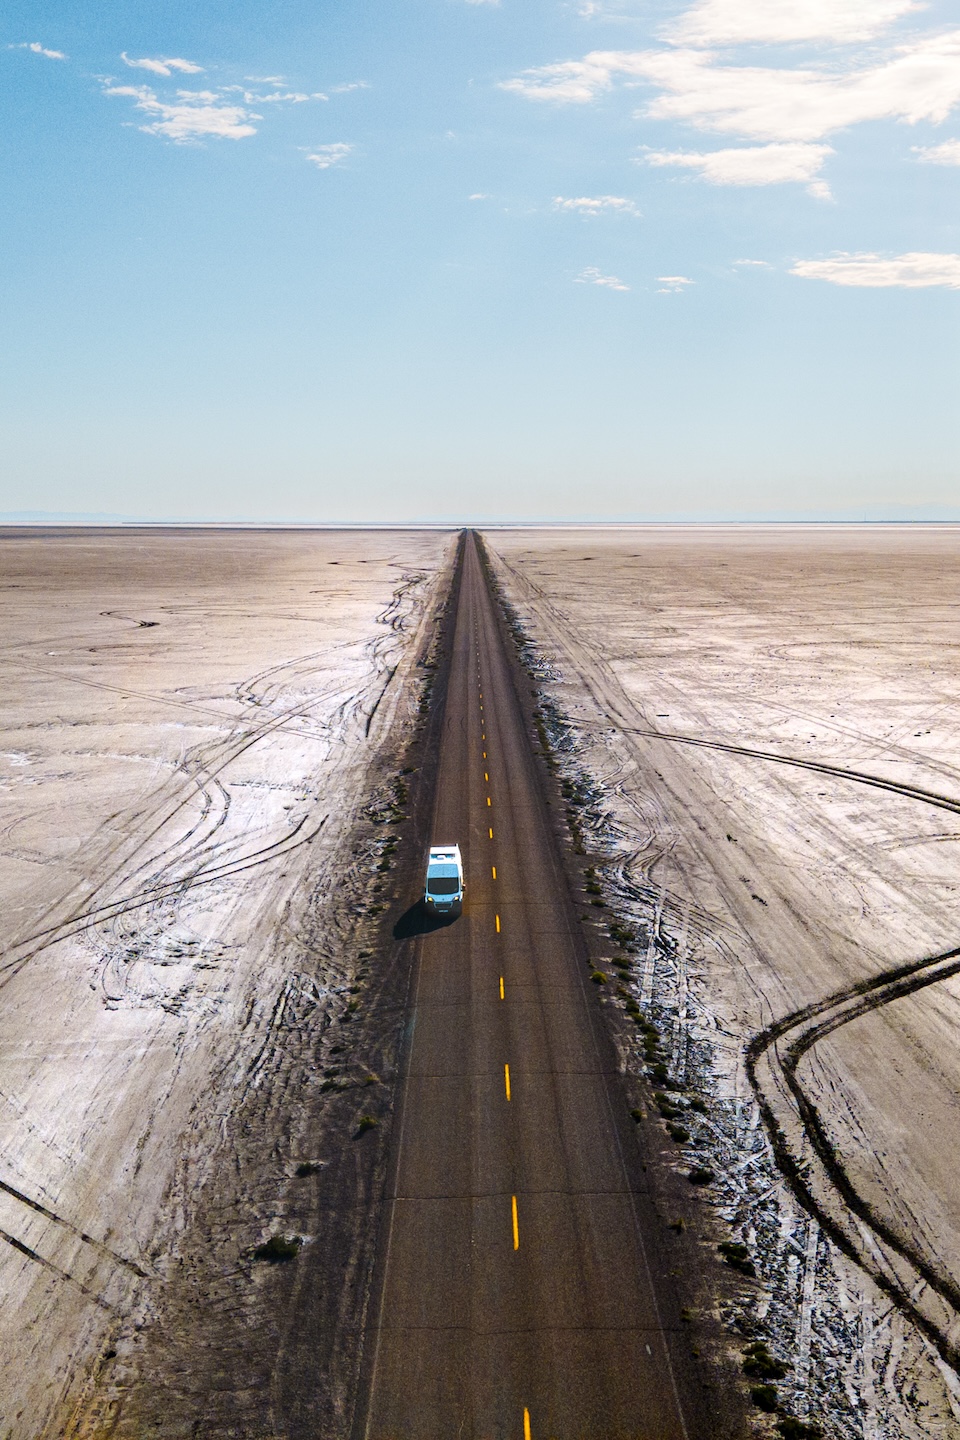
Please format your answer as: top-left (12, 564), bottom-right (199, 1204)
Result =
top-left (428, 878), bottom-right (460, 895)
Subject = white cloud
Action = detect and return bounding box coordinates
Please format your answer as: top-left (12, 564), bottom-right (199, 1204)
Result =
top-left (10, 41), bottom-right (67, 60)
top-left (331, 81), bottom-right (370, 93)
top-left (914, 137), bottom-right (960, 163)
top-left (790, 251), bottom-right (960, 287)
top-left (645, 141), bottom-right (833, 194)
top-left (657, 274), bottom-right (695, 291)
top-left (501, 51), bottom-right (643, 104)
top-left (553, 194), bottom-right (640, 214)
top-left (121, 52), bottom-right (203, 76)
top-left (734, 258), bottom-right (772, 266)
top-left (502, 32), bottom-right (960, 143)
top-left (306, 142), bottom-right (353, 168)
top-left (103, 84), bottom-right (258, 141)
top-left (575, 266), bottom-right (630, 290)
top-left (666, 0), bottom-right (919, 48)
top-left (469, 192), bottom-right (491, 199)
top-left (640, 34), bottom-right (960, 141)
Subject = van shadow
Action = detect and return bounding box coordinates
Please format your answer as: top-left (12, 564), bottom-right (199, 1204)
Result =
top-left (393, 903), bottom-right (455, 939)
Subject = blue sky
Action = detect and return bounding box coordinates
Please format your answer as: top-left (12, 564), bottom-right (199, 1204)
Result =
top-left (2, 0), bottom-right (959, 521)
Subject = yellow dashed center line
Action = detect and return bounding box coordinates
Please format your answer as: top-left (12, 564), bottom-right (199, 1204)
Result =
top-left (487, 796), bottom-right (492, 807)
top-left (495, 914), bottom-right (501, 933)
top-left (489, 827), bottom-right (493, 839)
top-left (512, 1195), bottom-right (520, 1250)
top-left (524, 1408), bottom-right (532, 1440)
top-left (492, 865), bottom-right (497, 880)
top-left (504, 1063), bottom-right (511, 1101)
top-left (484, 771), bottom-right (489, 782)
top-left (499, 975), bottom-right (504, 999)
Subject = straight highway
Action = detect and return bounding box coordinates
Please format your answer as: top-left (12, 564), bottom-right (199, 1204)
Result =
top-left (356, 532), bottom-right (692, 1439)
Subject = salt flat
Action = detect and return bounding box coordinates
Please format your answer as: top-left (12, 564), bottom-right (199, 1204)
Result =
top-left (487, 526), bottom-right (960, 1438)
top-left (0, 527), bottom-right (452, 1435)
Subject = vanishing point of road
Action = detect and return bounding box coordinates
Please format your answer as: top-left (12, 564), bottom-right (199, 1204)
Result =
top-left (356, 533), bottom-right (692, 1440)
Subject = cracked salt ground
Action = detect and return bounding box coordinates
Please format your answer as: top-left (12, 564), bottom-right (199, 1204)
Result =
top-left (489, 526), bottom-right (960, 1440)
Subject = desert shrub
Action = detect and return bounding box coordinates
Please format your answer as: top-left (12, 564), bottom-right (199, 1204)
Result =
top-left (719, 1242), bottom-right (756, 1277)
top-left (590, 970), bottom-right (607, 985)
top-left (688, 1166), bottom-right (715, 1185)
top-left (667, 1124), bottom-right (690, 1143)
top-left (743, 1341), bottom-right (788, 1378)
top-left (750, 1385), bottom-right (779, 1413)
top-left (777, 1419), bottom-right (821, 1439)
top-left (254, 1234), bottom-right (302, 1263)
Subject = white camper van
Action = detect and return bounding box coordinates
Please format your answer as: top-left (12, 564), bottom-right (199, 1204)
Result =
top-left (424, 844), bottom-right (464, 917)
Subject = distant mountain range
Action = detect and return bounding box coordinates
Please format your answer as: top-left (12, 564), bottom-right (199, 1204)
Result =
top-left (2, 507), bottom-right (960, 526)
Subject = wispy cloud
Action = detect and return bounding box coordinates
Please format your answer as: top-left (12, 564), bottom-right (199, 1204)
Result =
top-left (306, 142), bottom-right (353, 168)
top-left (575, 266), bottom-right (630, 290)
top-left (665, 0), bottom-right (920, 48)
top-left (734, 258), bottom-right (772, 267)
top-left (103, 85), bottom-right (259, 141)
top-left (553, 194), bottom-right (640, 214)
top-left (9, 41), bottom-right (67, 60)
top-left (121, 52), bottom-right (203, 76)
top-left (657, 274), bottom-right (694, 292)
top-left (331, 81), bottom-right (370, 93)
top-left (645, 141), bottom-right (833, 195)
top-left (914, 138), bottom-right (960, 164)
top-left (240, 88), bottom-right (328, 103)
top-left (790, 252), bottom-right (960, 287)
top-left (469, 192), bottom-right (491, 199)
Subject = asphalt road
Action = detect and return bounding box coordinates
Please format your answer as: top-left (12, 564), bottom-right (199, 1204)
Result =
top-left (357, 533), bottom-right (691, 1440)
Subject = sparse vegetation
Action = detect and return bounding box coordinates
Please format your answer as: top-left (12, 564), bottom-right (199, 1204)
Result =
top-left (590, 970), bottom-right (607, 984)
top-left (355, 1114), bottom-right (378, 1136)
top-left (667, 1123), bottom-right (690, 1143)
top-left (295, 1161), bottom-right (321, 1178)
top-left (688, 1166), bottom-right (715, 1186)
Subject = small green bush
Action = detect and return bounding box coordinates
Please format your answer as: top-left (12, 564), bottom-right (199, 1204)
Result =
top-left (667, 1124), bottom-right (690, 1143)
top-left (630, 1108), bottom-right (645, 1123)
top-left (355, 1114), bottom-right (378, 1135)
top-left (750, 1385), bottom-right (779, 1413)
top-left (688, 1166), bottom-right (715, 1186)
top-left (777, 1418), bottom-right (822, 1439)
top-left (719, 1242), bottom-right (756, 1277)
top-left (254, 1234), bottom-right (302, 1263)
top-left (743, 1341), bottom-right (788, 1378)
top-left (590, 970), bottom-right (607, 985)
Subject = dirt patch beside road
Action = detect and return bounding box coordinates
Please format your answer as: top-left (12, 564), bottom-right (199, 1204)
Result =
top-left (0, 526), bottom-right (454, 1438)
